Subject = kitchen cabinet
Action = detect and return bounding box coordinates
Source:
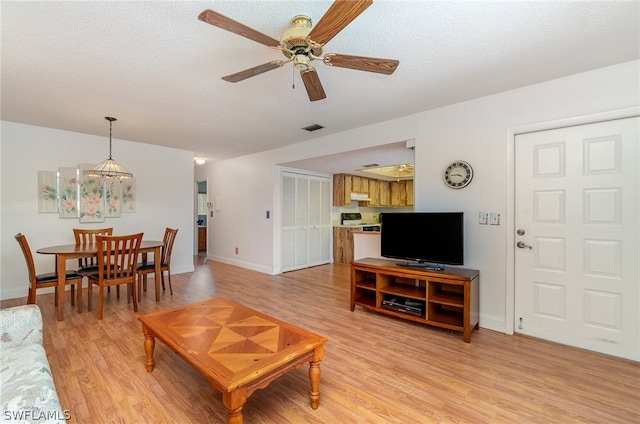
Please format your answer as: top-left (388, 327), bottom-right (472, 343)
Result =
top-left (356, 177), bottom-right (371, 207)
top-left (334, 173), bottom-right (412, 208)
top-left (352, 176), bottom-right (368, 194)
top-left (405, 179), bottom-right (414, 206)
top-left (333, 227), bottom-right (358, 264)
top-left (333, 174), bottom-right (351, 206)
top-left (334, 174), bottom-right (372, 206)
top-left (367, 179), bottom-right (380, 206)
top-left (379, 180), bottom-right (391, 206)
top-left (390, 181), bottom-right (407, 206)
top-left (198, 227), bottom-right (206, 252)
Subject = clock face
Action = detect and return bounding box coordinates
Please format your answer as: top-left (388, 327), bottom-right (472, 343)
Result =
top-left (444, 161), bottom-right (473, 189)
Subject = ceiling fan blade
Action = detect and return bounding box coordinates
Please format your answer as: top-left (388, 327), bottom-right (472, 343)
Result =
top-left (300, 68), bottom-right (326, 102)
top-left (222, 61), bottom-right (284, 83)
top-left (323, 54), bottom-right (399, 75)
top-left (308, 0), bottom-right (373, 45)
top-left (198, 9), bottom-right (280, 47)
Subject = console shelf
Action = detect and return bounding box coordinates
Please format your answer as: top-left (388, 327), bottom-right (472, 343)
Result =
top-left (350, 257), bottom-right (479, 342)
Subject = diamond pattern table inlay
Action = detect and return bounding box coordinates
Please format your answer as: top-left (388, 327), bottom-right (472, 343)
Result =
top-left (139, 297), bottom-right (327, 424)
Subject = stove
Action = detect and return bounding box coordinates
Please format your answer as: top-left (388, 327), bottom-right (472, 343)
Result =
top-left (341, 212), bottom-right (362, 226)
top-left (340, 213), bottom-right (381, 231)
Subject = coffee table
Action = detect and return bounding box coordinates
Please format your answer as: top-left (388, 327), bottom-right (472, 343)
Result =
top-left (138, 297), bottom-right (327, 424)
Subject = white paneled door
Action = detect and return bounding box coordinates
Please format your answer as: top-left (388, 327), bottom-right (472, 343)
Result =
top-left (281, 171), bottom-right (331, 272)
top-left (515, 117), bottom-right (639, 361)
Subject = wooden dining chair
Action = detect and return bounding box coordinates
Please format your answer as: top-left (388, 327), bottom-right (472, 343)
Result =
top-left (15, 233), bottom-right (83, 312)
top-left (73, 227), bottom-right (113, 275)
top-left (137, 227), bottom-right (178, 300)
top-left (87, 233), bottom-right (143, 320)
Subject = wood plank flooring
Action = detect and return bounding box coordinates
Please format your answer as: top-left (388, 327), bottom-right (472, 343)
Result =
top-left (3, 258), bottom-right (639, 423)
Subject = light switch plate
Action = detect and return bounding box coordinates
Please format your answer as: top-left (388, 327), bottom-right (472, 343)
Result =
top-left (490, 212), bottom-right (500, 225)
top-left (479, 212), bottom-right (489, 225)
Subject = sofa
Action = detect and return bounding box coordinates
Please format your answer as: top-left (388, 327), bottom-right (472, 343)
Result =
top-left (0, 305), bottom-right (66, 423)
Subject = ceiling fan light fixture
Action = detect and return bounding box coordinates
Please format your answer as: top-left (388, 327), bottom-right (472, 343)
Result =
top-left (294, 54), bottom-right (310, 70)
top-left (281, 15), bottom-right (312, 48)
top-left (358, 163), bottom-right (414, 179)
top-left (85, 117), bottom-right (133, 179)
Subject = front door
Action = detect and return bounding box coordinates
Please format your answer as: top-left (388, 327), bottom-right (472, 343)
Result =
top-left (514, 117), bottom-right (639, 361)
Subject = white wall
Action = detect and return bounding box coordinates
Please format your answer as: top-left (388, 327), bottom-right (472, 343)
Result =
top-left (207, 60), bottom-right (639, 334)
top-left (0, 121), bottom-right (195, 300)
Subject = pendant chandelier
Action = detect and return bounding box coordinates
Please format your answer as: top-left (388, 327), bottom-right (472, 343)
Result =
top-left (85, 116), bottom-right (133, 179)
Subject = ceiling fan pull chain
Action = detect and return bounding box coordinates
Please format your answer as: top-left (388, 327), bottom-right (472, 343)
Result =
top-left (292, 65), bottom-right (295, 90)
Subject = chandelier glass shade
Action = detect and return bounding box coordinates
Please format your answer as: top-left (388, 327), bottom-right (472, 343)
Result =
top-left (85, 117), bottom-right (133, 179)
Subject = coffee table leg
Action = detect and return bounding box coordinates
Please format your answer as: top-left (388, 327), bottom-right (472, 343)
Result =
top-left (309, 359), bottom-right (321, 409)
top-left (142, 324), bottom-right (156, 372)
top-left (222, 390), bottom-right (246, 424)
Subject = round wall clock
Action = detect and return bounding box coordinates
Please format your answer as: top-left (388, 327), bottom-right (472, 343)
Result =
top-left (444, 160), bottom-right (473, 189)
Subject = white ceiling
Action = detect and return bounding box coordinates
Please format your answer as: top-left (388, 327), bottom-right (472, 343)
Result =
top-left (2, 1), bottom-right (638, 173)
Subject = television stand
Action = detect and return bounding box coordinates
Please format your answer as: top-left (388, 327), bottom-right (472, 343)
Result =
top-left (351, 257), bottom-right (479, 342)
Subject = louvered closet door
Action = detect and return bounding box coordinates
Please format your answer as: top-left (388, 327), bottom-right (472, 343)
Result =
top-left (282, 171), bottom-right (331, 272)
top-left (514, 117), bottom-right (639, 361)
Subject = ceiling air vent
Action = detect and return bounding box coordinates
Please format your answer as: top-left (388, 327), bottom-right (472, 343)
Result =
top-left (302, 124), bottom-right (324, 132)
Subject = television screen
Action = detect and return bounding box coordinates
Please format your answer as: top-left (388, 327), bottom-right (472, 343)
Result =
top-left (380, 212), bottom-right (464, 269)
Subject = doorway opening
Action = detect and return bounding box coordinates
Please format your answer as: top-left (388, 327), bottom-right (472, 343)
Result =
top-left (197, 181), bottom-right (207, 257)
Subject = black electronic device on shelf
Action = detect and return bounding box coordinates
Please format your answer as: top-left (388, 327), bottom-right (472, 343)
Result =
top-left (381, 297), bottom-right (425, 317)
top-left (380, 212), bottom-right (464, 270)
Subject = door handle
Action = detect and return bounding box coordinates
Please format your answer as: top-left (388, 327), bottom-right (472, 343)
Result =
top-left (517, 241), bottom-right (532, 250)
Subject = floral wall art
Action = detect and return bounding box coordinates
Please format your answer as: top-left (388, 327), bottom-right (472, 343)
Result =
top-left (59, 167), bottom-right (79, 218)
top-left (121, 178), bottom-right (136, 213)
top-left (37, 165), bottom-right (136, 221)
top-left (37, 171), bottom-right (58, 213)
top-left (105, 178), bottom-right (122, 218)
top-left (79, 164), bottom-right (105, 223)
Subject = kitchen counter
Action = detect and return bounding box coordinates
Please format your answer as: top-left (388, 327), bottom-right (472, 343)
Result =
top-left (333, 226), bottom-right (382, 264)
top-left (333, 224), bottom-right (380, 231)
top-left (353, 232), bottom-right (382, 260)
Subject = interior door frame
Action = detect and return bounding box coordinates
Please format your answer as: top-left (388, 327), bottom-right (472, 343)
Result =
top-left (504, 106), bottom-right (639, 335)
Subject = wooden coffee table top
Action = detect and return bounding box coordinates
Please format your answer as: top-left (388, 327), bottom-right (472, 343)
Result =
top-left (138, 297), bottom-right (327, 391)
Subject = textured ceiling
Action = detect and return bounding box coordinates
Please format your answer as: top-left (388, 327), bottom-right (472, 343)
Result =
top-left (2, 1), bottom-right (639, 172)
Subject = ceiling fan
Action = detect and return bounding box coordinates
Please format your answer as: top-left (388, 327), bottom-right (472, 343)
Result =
top-left (198, 0), bottom-right (399, 102)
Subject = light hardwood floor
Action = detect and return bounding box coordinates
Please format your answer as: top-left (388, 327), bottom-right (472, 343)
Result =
top-left (3, 258), bottom-right (639, 423)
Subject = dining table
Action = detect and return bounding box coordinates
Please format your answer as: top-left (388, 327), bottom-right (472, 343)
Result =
top-left (37, 240), bottom-right (164, 321)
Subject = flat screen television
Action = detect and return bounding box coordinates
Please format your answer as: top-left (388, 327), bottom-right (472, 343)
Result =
top-left (380, 212), bottom-right (464, 270)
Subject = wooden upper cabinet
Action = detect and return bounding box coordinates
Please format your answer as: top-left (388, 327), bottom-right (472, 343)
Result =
top-left (405, 179), bottom-right (414, 206)
top-left (344, 175), bottom-right (352, 204)
top-left (390, 181), bottom-right (407, 206)
top-left (334, 173), bottom-right (413, 207)
top-left (359, 177), bottom-right (369, 194)
top-left (368, 179), bottom-right (380, 206)
top-left (333, 174), bottom-right (351, 206)
top-left (351, 176), bottom-right (361, 193)
top-left (333, 174), bottom-right (345, 206)
top-left (379, 180), bottom-right (391, 206)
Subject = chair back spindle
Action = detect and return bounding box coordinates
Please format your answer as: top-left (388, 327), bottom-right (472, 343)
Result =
top-left (73, 228), bottom-right (113, 274)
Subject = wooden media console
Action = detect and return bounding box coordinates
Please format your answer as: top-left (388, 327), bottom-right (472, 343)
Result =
top-left (350, 258), bottom-right (479, 342)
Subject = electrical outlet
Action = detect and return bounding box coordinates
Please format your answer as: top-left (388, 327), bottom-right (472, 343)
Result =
top-left (478, 212), bottom-right (489, 225)
top-left (490, 212), bottom-right (501, 225)
top-left (235, 247), bottom-right (238, 254)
